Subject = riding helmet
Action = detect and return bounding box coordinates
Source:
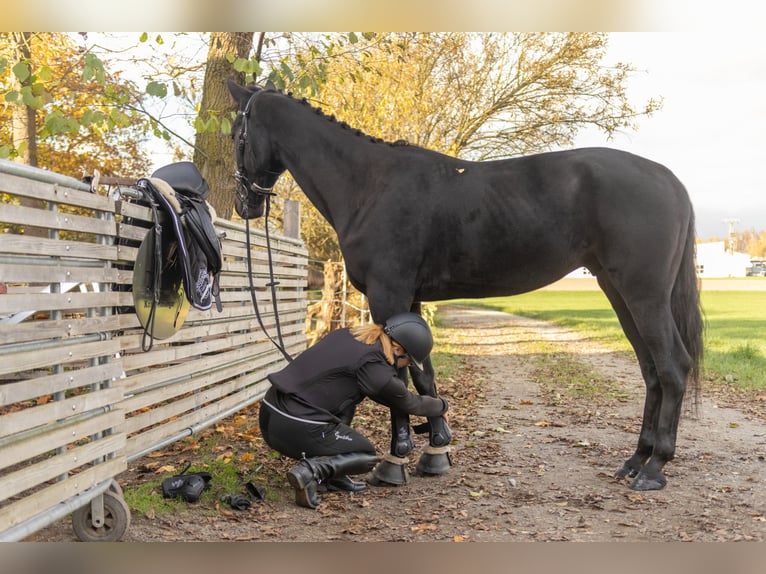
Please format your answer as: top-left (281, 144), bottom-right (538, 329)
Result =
top-left (383, 312), bottom-right (433, 370)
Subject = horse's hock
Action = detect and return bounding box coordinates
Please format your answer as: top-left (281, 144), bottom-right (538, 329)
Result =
top-left (0, 159), bottom-right (308, 541)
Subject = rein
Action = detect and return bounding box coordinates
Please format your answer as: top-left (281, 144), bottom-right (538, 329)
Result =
top-left (235, 91), bottom-right (293, 363)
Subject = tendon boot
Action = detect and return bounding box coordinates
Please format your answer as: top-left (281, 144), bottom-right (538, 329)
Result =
top-left (288, 453), bottom-right (379, 509)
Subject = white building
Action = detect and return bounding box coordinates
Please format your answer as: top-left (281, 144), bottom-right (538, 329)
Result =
top-left (695, 241), bottom-right (751, 278)
top-left (562, 240), bottom-right (752, 280)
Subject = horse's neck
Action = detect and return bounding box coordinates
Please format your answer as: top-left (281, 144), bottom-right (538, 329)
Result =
top-left (266, 96), bottom-right (377, 233)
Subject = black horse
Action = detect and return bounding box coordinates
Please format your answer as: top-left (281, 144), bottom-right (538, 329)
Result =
top-left (227, 79), bottom-right (704, 491)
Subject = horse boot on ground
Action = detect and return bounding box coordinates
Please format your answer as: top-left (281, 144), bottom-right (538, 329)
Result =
top-left (287, 452), bottom-right (379, 509)
top-left (369, 410), bottom-right (413, 486)
top-left (415, 416), bottom-right (453, 476)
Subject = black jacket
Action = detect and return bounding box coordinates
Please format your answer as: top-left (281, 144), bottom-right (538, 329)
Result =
top-left (266, 328), bottom-right (448, 423)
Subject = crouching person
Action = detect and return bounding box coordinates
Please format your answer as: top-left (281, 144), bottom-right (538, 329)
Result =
top-left (258, 312), bottom-right (449, 509)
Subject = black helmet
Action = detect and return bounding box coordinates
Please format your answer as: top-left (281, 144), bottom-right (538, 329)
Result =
top-left (383, 312), bottom-right (433, 370)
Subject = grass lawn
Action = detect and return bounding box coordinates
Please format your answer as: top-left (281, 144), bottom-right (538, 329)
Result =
top-left (439, 290), bottom-right (766, 390)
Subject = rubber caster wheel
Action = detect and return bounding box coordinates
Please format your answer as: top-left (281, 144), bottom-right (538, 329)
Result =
top-left (72, 490), bottom-right (131, 542)
top-left (109, 479), bottom-right (123, 497)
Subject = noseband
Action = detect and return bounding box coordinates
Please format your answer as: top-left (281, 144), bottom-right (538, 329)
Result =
top-left (234, 91), bottom-right (281, 212)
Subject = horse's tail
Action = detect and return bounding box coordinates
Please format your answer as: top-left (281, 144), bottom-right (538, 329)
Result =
top-left (672, 211), bottom-right (705, 412)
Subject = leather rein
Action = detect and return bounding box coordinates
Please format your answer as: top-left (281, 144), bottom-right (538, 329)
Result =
top-left (235, 91), bottom-right (293, 362)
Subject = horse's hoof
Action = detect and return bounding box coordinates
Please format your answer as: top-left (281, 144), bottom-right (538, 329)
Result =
top-left (629, 472), bottom-right (667, 491)
top-left (614, 464), bottom-right (639, 479)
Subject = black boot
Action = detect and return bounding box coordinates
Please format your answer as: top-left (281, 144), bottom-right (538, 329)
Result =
top-left (287, 453), bottom-right (379, 509)
top-left (325, 475), bottom-right (368, 492)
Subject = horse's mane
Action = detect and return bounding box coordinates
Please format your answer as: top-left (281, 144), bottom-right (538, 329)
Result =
top-left (257, 84), bottom-right (410, 148)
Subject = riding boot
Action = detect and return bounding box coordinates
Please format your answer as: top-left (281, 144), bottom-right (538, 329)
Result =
top-left (325, 475), bottom-right (368, 492)
top-left (287, 453), bottom-right (379, 509)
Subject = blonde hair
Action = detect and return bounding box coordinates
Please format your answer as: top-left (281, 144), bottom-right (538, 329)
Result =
top-left (350, 323), bottom-right (394, 364)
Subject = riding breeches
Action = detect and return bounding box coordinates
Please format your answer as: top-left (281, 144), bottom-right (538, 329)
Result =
top-left (259, 396), bottom-right (376, 461)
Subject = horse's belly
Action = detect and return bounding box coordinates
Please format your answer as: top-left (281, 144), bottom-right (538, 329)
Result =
top-left (417, 270), bottom-right (565, 301)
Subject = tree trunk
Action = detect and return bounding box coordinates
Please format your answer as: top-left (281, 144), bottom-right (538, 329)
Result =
top-left (11, 32), bottom-right (45, 238)
top-left (11, 33), bottom-right (38, 168)
top-left (193, 32), bottom-right (254, 219)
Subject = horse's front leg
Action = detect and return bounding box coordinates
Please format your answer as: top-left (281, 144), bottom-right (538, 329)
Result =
top-left (411, 356), bottom-right (453, 475)
top-left (369, 367), bottom-right (416, 486)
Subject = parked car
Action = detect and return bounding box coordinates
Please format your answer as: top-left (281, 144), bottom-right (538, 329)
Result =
top-left (746, 264), bottom-right (766, 276)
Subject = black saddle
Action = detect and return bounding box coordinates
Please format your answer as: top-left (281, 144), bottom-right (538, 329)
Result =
top-left (133, 162), bottom-right (223, 350)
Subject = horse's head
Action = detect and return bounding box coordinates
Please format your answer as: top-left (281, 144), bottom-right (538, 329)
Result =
top-left (227, 78), bottom-right (285, 220)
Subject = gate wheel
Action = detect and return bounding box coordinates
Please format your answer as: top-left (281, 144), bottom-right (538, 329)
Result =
top-left (71, 490), bottom-right (131, 542)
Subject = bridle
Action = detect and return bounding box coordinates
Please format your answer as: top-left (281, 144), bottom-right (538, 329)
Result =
top-left (234, 90), bottom-right (293, 362)
top-left (234, 91), bottom-right (281, 211)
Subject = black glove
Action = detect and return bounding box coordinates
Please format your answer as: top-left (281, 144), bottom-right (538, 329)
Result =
top-left (221, 494), bottom-right (251, 511)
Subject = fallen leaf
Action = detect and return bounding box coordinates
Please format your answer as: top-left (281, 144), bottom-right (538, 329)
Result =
top-left (520, 399), bottom-right (534, 405)
top-left (534, 421), bottom-right (551, 427)
top-left (156, 464), bottom-right (176, 474)
top-left (453, 535), bottom-right (466, 542)
top-left (411, 524), bottom-right (437, 532)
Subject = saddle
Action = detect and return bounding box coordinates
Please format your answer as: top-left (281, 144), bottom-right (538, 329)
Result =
top-left (133, 162), bottom-right (223, 349)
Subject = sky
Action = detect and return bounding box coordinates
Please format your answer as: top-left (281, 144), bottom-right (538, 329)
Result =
top-left (142, 31), bottom-right (765, 241)
top-left (571, 32), bottom-right (766, 239)
top-left (72, 29), bottom-right (766, 241)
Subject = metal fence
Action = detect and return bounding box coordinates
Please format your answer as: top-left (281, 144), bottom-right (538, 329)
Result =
top-left (0, 159), bottom-right (307, 541)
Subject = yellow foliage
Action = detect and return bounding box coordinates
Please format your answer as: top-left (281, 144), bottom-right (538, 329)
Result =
top-left (0, 32), bottom-right (151, 179)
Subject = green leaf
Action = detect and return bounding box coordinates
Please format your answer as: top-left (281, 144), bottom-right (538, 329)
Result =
top-left (0, 145), bottom-right (11, 159)
top-left (37, 66), bottom-right (53, 82)
top-left (221, 116), bottom-right (232, 135)
top-left (348, 32), bottom-right (358, 44)
top-left (205, 117), bottom-right (219, 132)
top-left (139, 32), bottom-right (149, 43)
top-left (12, 62), bottom-right (30, 83)
top-left (193, 117), bottom-right (207, 133)
top-left (146, 81), bottom-right (168, 98)
top-left (4, 91), bottom-right (19, 103)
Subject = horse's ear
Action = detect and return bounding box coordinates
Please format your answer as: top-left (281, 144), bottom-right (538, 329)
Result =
top-left (226, 78), bottom-right (252, 104)
top-left (264, 79), bottom-right (278, 91)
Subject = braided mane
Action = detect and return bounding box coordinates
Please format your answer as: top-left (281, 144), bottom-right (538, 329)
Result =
top-left (280, 88), bottom-right (410, 147)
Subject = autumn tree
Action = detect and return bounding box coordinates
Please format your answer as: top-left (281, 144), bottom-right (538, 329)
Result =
top-left (193, 32), bottom-right (255, 218)
top-left (267, 32), bottom-right (662, 263)
top-left (0, 32), bottom-right (152, 178)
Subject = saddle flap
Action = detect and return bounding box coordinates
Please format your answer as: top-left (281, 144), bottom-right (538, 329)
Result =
top-left (136, 167), bottom-right (222, 312)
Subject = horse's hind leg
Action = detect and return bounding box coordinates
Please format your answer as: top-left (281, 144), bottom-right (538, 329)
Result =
top-left (601, 274), bottom-right (691, 490)
top-left (597, 275), bottom-right (661, 481)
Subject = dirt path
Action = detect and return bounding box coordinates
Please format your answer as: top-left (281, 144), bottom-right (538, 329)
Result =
top-left (29, 306), bottom-right (766, 542)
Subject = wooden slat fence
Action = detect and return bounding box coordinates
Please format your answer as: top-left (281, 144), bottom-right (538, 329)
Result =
top-left (0, 159), bottom-right (307, 539)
